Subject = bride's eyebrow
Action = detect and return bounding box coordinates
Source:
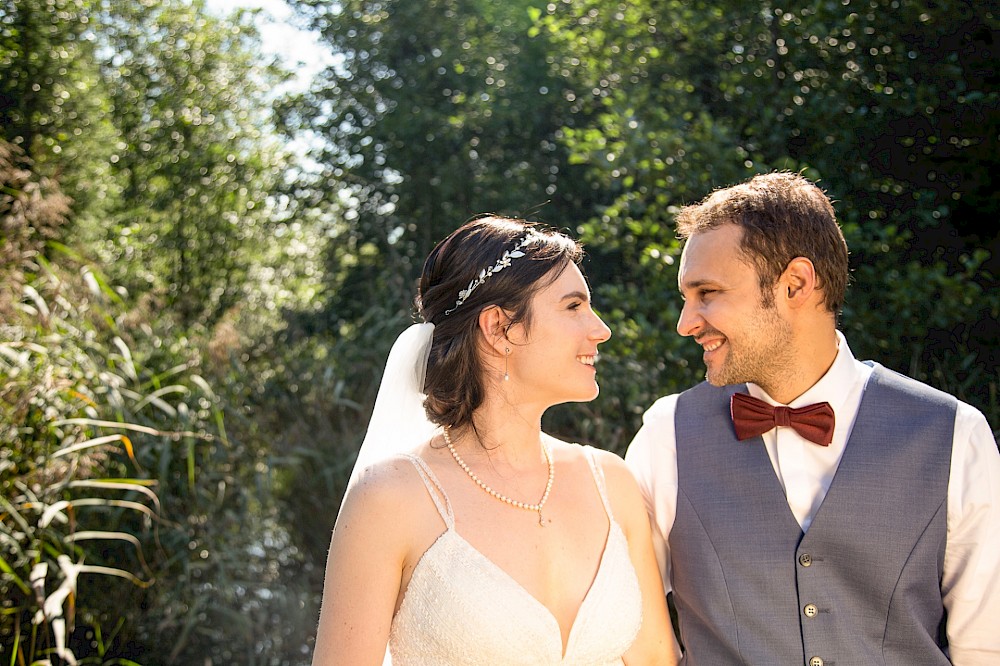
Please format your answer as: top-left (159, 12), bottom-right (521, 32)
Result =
top-left (559, 290), bottom-right (590, 302)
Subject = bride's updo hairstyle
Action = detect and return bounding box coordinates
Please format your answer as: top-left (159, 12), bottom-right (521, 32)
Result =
top-left (417, 216), bottom-right (582, 429)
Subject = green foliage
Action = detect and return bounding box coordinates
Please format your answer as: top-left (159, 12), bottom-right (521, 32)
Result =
top-left (0, 0), bottom-right (96, 160)
top-left (0, 0), bottom-right (120, 222)
top-left (534, 0), bottom-right (998, 437)
top-left (842, 220), bottom-right (997, 417)
top-left (85, 0), bottom-right (291, 326)
top-left (0, 153), bottom-right (157, 661)
top-left (1, 225), bottom-right (311, 665)
top-left (241, 315), bottom-right (407, 569)
top-left (0, 141), bottom-right (146, 665)
top-left (0, 142), bottom-right (71, 310)
top-left (284, 0), bottom-right (604, 329)
top-left (1, 0), bottom-right (315, 659)
top-left (2, 0), bottom-right (997, 662)
top-left (0, 273), bottom-right (159, 665)
top-left (287, 0), bottom-right (997, 458)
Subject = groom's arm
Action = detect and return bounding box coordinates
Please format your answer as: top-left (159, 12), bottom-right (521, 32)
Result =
top-left (624, 393), bottom-right (682, 594)
top-left (942, 403), bottom-right (1000, 665)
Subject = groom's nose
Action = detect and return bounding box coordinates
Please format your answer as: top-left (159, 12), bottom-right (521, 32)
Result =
top-left (676, 299), bottom-right (701, 337)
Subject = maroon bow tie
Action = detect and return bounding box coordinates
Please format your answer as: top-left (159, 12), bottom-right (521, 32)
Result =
top-left (730, 392), bottom-right (835, 446)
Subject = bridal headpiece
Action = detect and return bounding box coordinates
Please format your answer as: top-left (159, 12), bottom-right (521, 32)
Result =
top-left (444, 233), bottom-right (535, 315)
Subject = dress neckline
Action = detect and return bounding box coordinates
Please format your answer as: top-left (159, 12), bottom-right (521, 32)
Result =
top-left (396, 447), bottom-right (624, 661)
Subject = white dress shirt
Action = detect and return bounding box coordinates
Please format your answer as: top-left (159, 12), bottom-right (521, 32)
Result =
top-left (625, 332), bottom-right (1000, 664)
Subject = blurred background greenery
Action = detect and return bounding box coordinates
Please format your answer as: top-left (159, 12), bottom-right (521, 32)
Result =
top-left (1, 0), bottom-right (996, 662)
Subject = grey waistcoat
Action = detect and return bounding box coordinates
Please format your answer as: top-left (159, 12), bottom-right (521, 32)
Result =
top-left (670, 363), bottom-right (957, 666)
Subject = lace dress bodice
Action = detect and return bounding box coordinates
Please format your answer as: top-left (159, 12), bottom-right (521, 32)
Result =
top-left (387, 446), bottom-right (642, 665)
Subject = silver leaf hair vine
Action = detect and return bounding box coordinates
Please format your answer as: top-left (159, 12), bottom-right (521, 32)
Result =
top-left (444, 233), bottom-right (535, 315)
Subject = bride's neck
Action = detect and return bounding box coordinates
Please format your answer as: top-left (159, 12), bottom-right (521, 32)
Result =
top-left (451, 411), bottom-right (546, 469)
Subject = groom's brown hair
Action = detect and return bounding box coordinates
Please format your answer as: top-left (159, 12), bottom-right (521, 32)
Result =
top-left (676, 171), bottom-right (850, 314)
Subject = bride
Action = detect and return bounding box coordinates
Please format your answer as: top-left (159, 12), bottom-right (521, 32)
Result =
top-left (312, 216), bottom-right (680, 665)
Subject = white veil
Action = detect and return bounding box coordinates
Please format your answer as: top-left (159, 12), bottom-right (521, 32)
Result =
top-left (343, 323), bottom-right (437, 666)
top-left (345, 322), bottom-right (439, 491)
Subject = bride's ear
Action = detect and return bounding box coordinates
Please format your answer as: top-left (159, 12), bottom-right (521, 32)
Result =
top-left (477, 305), bottom-right (513, 355)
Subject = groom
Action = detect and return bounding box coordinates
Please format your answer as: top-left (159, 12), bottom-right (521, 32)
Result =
top-left (625, 172), bottom-right (1000, 664)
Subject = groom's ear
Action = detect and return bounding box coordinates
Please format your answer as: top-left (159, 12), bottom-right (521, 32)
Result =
top-left (780, 256), bottom-right (818, 308)
top-left (477, 305), bottom-right (513, 355)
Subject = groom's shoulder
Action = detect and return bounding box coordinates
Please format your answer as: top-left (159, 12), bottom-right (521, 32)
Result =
top-left (644, 382), bottom-right (725, 417)
top-left (865, 361), bottom-right (960, 408)
top-left (642, 392), bottom-right (681, 424)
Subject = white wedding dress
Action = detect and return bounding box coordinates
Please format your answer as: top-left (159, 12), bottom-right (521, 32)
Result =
top-left (387, 446), bottom-right (642, 665)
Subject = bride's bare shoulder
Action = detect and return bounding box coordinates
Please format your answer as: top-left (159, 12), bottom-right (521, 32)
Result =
top-left (545, 436), bottom-right (627, 472)
top-left (546, 439), bottom-right (646, 516)
top-left (341, 453), bottom-right (432, 518)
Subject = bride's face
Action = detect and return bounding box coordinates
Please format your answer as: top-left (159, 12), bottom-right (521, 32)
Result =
top-left (504, 263), bottom-right (611, 407)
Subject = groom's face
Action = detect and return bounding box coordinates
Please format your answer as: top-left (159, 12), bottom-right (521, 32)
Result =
top-left (676, 224), bottom-right (794, 392)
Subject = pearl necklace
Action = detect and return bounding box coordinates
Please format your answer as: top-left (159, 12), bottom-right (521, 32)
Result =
top-left (443, 426), bottom-right (554, 526)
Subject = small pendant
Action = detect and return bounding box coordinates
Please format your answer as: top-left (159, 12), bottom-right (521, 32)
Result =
top-left (538, 511), bottom-right (545, 527)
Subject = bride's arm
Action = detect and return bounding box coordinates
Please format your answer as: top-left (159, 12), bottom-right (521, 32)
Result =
top-left (312, 460), bottom-right (414, 665)
top-left (600, 451), bottom-right (682, 666)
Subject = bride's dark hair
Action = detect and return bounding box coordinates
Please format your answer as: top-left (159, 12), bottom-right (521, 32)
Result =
top-left (417, 216), bottom-right (582, 429)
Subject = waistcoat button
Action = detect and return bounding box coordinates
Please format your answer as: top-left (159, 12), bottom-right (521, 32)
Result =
top-left (803, 603), bottom-right (818, 618)
top-left (808, 657), bottom-right (824, 666)
top-left (799, 553), bottom-right (813, 567)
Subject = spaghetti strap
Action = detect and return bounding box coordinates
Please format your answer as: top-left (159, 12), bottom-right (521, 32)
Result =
top-left (582, 445), bottom-right (616, 520)
top-left (400, 453), bottom-right (455, 529)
